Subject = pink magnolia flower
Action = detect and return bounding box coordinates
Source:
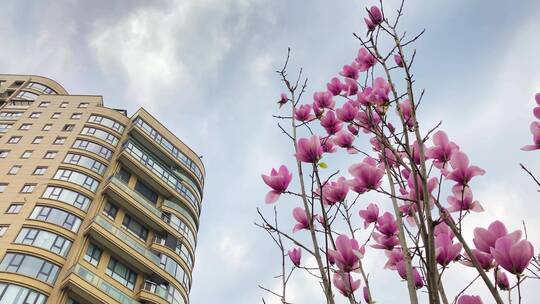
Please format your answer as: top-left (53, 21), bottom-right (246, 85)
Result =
top-left (384, 248), bottom-right (404, 269)
top-left (364, 16), bottom-right (376, 31)
top-left (495, 270), bottom-right (509, 290)
top-left (490, 236), bottom-right (534, 274)
top-left (473, 220), bottom-right (522, 254)
top-left (359, 203), bottom-right (379, 228)
top-left (435, 233), bottom-right (462, 266)
top-left (288, 247), bottom-right (302, 267)
top-left (447, 185), bottom-right (484, 213)
top-left (322, 177), bottom-right (350, 205)
top-left (313, 101), bottom-right (324, 117)
top-left (445, 151), bottom-right (486, 186)
top-left (292, 207), bottom-right (310, 233)
top-left (461, 249), bottom-right (494, 270)
top-left (313, 91), bottom-right (335, 109)
top-left (278, 93), bottom-right (288, 108)
top-left (336, 101), bottom-right (359, 123)
top-left (348, 157), bottom-right (385, 193)
top-left (368, 6), bottom-right (383, 25)
top-left (426, 130), bottom-right (459, 168)
top-left (372, 232), bottom-right (400, 250)
top-left (294, 104), bottom-right (315, 122)
top-left (396, 261), bottom-right (424, 289)
top-left (343, 78), bottom-right (359, 96)
top-left (295, 135), bottom-right (323, 163)
top-left (521, 121), bottom-right (540, 151)
top-left (329, 235), bottom-right (363, 272)
top-left (261, 165), bottom-right (292, 204)
top-left (321, 137), bottom-right (337, 153)
top-left (340, 63), bottom-right (359, 80)
top-left (434, 222), bottom-right (454, 238)
top-left (394, 54), bottom-right (404, 67)
top-left (348, 124), bottom-right (359, 135)
top-left (398, 99), bottom-right (415, 129)
top-left (534, 93), bottom-right (540, 119)
top-left (327, 77), bottom-right (343, 96)
top-left (457, 295), bottom-right (484, 304)
top-left (376, 212), bottom-right (398, 236)
top-left (363, 286), bottom-right (370, 303)
top-left (333, 130), bottom-right (356, 153)
top-left (320, 111), bottom-right (343, 135)
top-left (356, 48), bottom-right (377, 71)
top-left (333, 272), bottom-right (361, 297)
top-left (358, 77), bottom-right (391, 107)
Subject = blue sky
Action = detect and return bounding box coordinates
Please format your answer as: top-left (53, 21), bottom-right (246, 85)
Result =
top-left (2, 0), bottom-right (540, 303)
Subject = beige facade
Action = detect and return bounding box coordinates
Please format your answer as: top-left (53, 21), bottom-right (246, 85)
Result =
top-left (0, 75), bottom-right (205, 304)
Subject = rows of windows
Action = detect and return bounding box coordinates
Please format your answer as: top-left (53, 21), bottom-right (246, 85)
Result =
top-left (73, 139), bottom-right (112, 160)
top-left (29, 206), bottom-right (81, 232)
top-left (143, 281), bottom-right (185, 304)
top-left (54, 169), bottom-right (99, 192)
top-left (15, 91), bottom-right (39, 101)
top-left (159, 253), bottom-right (190, 289)
top-left (0, 253), bottom-right (60, 285)
top-left (26, 82), bottom-right (57, 94)
top-left (0, 150), bottom-right (57, 159)
top-left (163, 212), bottom-right (196, 249)
top-left (88, 115), bottom-right (124, 133)
top-left (0, 112), bottom-right (22, 118)
top-left (134, 117), bottom-right (203, 182)
top-left (80, 126), bottom-right (119, 146)
top-left (43, 186), bottom-right (91, 211)
top-left (15, 228), bottom-right (72, 257)
top-left (155, 234), bottom-right (194, 268)
top-left (0, 124), bottom-right (12, 132)
top-left (0, 283), bottom-right (46, 304)
top-left (64, 153), bottom-right (107, 175)
top-left (124, 141), bottom-right (199, 211)
top-left (106, 257), bottom-right (137, 290)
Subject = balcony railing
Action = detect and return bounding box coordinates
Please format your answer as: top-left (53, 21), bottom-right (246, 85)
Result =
top-left (163, 199), bottom-right (198, 230)
top-left (93, 215), bottom-right (161, 265)
top-left (142, 281), bottom-right (185, 304)
top-left (69, 264), bottom-right (141, 304)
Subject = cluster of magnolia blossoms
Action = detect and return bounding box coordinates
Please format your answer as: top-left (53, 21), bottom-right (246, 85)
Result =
top-left (521, 93), bottom-right (540, 151)
top-left (260, 4), bottom-right (537, 304)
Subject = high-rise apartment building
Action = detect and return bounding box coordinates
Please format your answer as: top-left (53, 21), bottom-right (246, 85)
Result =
top-left (0, 74), bottom-right (205, 304)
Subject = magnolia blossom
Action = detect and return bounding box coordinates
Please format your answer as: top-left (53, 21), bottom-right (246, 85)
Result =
top-left (394, 54), bottom-right (404, 67)
top-left (294, 104), bottom-right (315, 122)
top-left (356, 48), bottom-right (377, 71)
top-left (363, 286), bottom-right (370, 303)
top-left (261, 165), bottom-right (292, 204)
top-left (384, 248), bottom-right (404, 269)
top-left (343, 78), bottom-right (359, 96)
top-left (336, 101), bottom-right (359, 123)
top-left (333, 272), bottom-right (361, 297)
top-left (295, 135), bottom-right (323, 163)
top-left (359, 203), bottom-right (379, 228)
top-left (445, 151), bottom-right (486, 186)
top-left (490, 236), bottom-right (534, 274)
top-left (396, 261), bottom-right (424, 289)
top-left (329, 235), bottom-right (363, 272)
top-left (447, 185), bottom-right (484, 213)
top-left (473, 220), bottom-right (521, 254)
top-left (434, 222), bottom-right (454, 238)
top-left (333, 130), bottom-right (356, 153)
top-left (321, 137), bottom-right (337, 153)
top-left (348, 157), bottom-right (384, 193)
top-left (426, 130), bottom-right (459, 168)
top-left (327, 77), bottom-right (343, 96)
top-left (278, 93), bottom-right (287, 108)
top-left (320, 111), bottom-right (343, 135)
top-left (372, 232), bottom-right (400, 250)
top-left (292, 207), bottom-right (310, 233)
top-left (534, 92), bottom-right (540, 119)
top-left (461, 249), bottom-right (494, 270)
top-left (521, 121), bottom-right (540, 151)
top-left (288, 247), bottom-right (301, 267)
top-left (313, 91), bottom-right (335, 109)
top-left (495, 270), bottom-right (509, 290)
top-left (435, 233), bottom-right (462, 266)
top-left (457, 295), bottom-right (484, 304)
top-left (368, 6), bottom-right (383, 24)
top-left (321, 177), bottom-right (349, 205)
top-left (357, 77), bottom-right (390, 106)
top-left (398, 99), bottom-right (415, 129)
top-left (339, 63), bottom-right (359, 80)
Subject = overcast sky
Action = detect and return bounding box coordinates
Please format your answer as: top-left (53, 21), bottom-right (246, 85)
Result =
top-left (2, 0), bottom-right (540, 303)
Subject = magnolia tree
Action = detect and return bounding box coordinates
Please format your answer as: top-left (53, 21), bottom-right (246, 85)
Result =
top-left (256, 2), bottom-right (539, 304)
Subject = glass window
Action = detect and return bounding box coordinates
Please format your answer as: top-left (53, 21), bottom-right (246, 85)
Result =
top-left (135, 180), bottom-right (158, 204)
top-left (80, 127), bottom-right (119, 146)
top-left (7, 136), bottom-right (21, 144)
top-left (116, 168), bottom-right (131, 184)
top-left (38, 101), bottom-right (50, 108)
top-left (54, 169), bottom-right (99, 192)
top-left (0, 150), bottom-right (9, 158)
top-left (29, 112), bottom-right (41, 118)
top-left (0, 226), bottom-right (8, 237)
top-left (71, 113), bottom-right (82, 119)
top-left (106, 257), bottom-right (137, 290)
top-left (53, 137), bottom-right (66, 145)
top-left (42, 124), bottom-right (52, 131)
top-left (159, 253), bottom-right (190, 289)
top-left (103, 202), bottom-right (118, 219)
top-left (0, 283), bottom-right (47, 304)
top-left (29, 206), bottom-right (82, 232)
top-left (19, 123), bottom-right (31, 130)
top-left (8, 165), bottom-right (21, 175)
top-left (122, 214), bottom-right (148, 241)
top-left (84, 243), bottom-right (102, 266)
top-left (62, 124), bottom-right (74, 131)
top-left (32, 136), bottom-right (43, 144)
top-left (20, 150), bottom-right (32, 159)
top-left (6, 203), bottom-right (23, 214)
top-left (64, 153), bottom-right (107, 175)
top-left (0, 253), bottom-right (59, 284)
top-left (27, 82), bottom-right (56, 94)
top-left (51, 113), bottom-right (60, 119)
top-left (72, 139), bottom-right (112, 160)
top-left (20, 184), bottom-right (36, 193)
top-left (0, 184), bottom-right (7, 193)
top-left (15, 91), bottom-right (39, 101)
top-left (33, 167), bottom-right (47, 175)
top-left (88, 115), bottom-right (124, 133)
top-left (15, 228), bottom-right (72, 257)
top-left (60, 102), bottom-right (68, 108)
top-left (42, 186), bottom-right (91, 211)
top-left (0, 124), bottom-right (12, 132)
top-left (0, 112), bottom-right (23, 118)
top-left (44, 151), bottom-right (57, 159)
top-left (78, 102), bottom-right (89, 108)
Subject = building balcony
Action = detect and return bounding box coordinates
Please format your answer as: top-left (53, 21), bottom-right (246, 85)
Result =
top-left (61, 264), bottom-right (139, 304)
top-left (138, 281), bottom-right (186, 304)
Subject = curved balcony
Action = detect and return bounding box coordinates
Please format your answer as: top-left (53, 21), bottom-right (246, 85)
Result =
top-left (138, 281), bottom-right (186, 304)
top-left (61, 264), bottom-right (140, 304)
